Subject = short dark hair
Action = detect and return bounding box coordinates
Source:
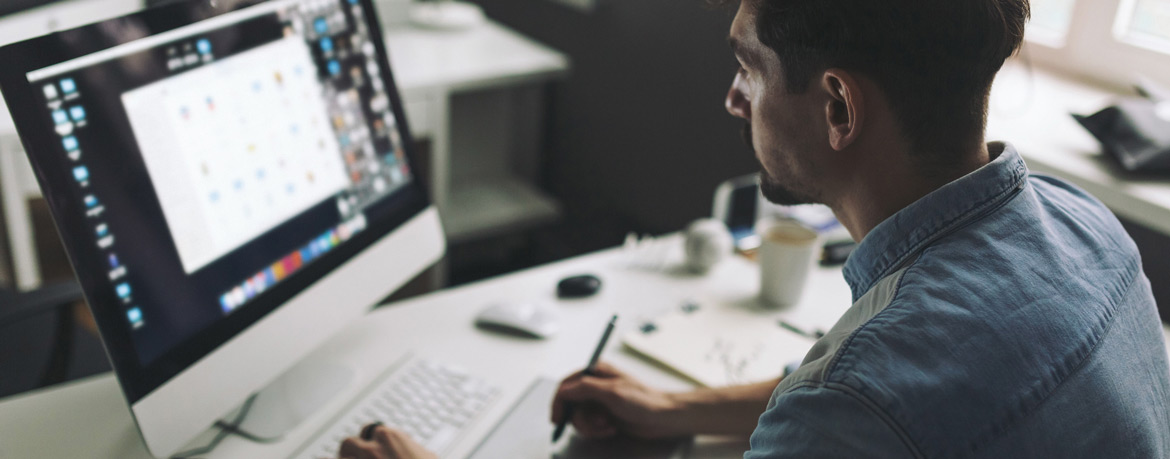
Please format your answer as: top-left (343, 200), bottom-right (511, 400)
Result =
top-left (720, 0), bottom-right (1029, 162)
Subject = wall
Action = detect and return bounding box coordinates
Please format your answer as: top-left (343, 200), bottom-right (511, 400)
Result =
top-left (472, 0), bottom-right (760, 234)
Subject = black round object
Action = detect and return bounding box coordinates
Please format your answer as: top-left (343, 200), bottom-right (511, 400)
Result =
top-left (557, 274), bottom-right (602, 299)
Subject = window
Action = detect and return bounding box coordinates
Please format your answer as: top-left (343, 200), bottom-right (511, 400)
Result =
top-left (1025, 0), bottom-right (1170, 90)
top-left (1117, 0), bottom-right (1170, 51)
top-left (1029, 0), bottom-right (1077, 45)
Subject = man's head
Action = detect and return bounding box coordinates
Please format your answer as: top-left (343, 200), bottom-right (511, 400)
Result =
top-left (722, 0), bottom-right (1029, 206)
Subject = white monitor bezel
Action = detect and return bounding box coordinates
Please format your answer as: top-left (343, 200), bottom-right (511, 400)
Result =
top-left (133, 207), bottom-right (444, 457)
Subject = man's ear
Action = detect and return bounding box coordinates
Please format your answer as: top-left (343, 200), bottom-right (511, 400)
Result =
top-left (822, 69), bottom-right (864, 151)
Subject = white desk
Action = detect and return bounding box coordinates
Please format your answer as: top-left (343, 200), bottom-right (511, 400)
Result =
top-left (0, 19), bottom-right (570, 290)
top-left (988, 61), bottom-right (1170, 235)
top-left (2, 236), bottom-right (1169, 458)
top-left (0, 238), bottom-right (855, 459)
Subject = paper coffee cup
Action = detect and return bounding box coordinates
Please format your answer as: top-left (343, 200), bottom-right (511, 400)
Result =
top-left (757, 219), bottom-right (818, 308)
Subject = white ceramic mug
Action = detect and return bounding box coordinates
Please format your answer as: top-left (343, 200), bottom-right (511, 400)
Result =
top-left (757, 219), bottom-right (819, 308)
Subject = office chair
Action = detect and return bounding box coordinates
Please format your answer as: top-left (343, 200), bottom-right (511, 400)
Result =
top-left (0, 281), bottom-right (85, 396)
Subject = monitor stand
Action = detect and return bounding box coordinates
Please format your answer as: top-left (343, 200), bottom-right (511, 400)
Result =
top-left (223, 359), bottom-right (356, 440)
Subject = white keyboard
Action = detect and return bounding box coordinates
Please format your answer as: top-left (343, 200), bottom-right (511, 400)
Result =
top-left (294, 357), bottom-right (500, 459)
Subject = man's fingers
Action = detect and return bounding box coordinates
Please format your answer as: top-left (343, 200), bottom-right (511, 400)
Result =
top-left (551, 376), bottom-right (622, 424)
top-left (590, 361), bottom-right (622, 377)
top-left (560, 377), bottom-right (620, 403)
top-left (372, 426), bottom-right (409, 452)
top-left (338, 437), bottom-right (381, 459)
top-left (570, 405), bottom-right (616, 438)
top-left (550, 362), bottom-right (625, 423)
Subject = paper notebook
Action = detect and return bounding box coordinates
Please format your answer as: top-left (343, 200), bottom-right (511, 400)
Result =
top-left (623, 302), bottom-right (817, 388)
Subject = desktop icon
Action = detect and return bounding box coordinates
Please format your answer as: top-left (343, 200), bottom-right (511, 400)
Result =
top-left (282, 255), bottom-right (298, 274)
top-left (243, 279), bottom-right (256, 300)
top-left (116, 283), bottom-right (131, 300)
top-left (52, 109), bottom-right (68, 124)
top-left (69, 106), bottom-right (87, 122)
top-left (96, 223), bottom-right (109, 238)
top-left (315, 17), bottom-right (329, 35)
top-left (59, 78), bottom-right (77, 95)
top-left (109, 253), bottom-right (120, 268)
top-left (167, 50), bottom-right (183, 70)
top-left (196, 39), bottom-right (212, 55)
top-left (109, 263), bottom-right (127, 281)
top-left (73, 166), bottom-right (90, 183)
top-left (320, 37), bottom-right (334, 53)
top-left (43, 84), bottom-right (59, 100)
top-left (127, 307), bottom-right (145, 329)
top-left (86, 195), bottom-right (105, 217)
top-left (63, 136), bottom-right (79, 151)
top-left (252, 273), bottom-right (268, 293)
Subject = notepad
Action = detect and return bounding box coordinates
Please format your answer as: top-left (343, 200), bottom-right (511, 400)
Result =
top-left (623, 302), bottom-right (817, 388)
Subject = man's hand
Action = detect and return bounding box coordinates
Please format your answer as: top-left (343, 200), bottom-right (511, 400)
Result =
top-left (551, 362), bottom-right (781, 439)
top-left (550, 361), bottom-right (687, 439)
top-left (338, 425), bottom-right (437, 459)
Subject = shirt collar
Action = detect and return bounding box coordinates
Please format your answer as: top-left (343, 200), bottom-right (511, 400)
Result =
top-left (842, 142), bottom-right (1028, 301)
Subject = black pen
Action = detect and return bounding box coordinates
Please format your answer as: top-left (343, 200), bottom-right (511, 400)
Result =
top-left (552, 314), bottom-right (618, 443)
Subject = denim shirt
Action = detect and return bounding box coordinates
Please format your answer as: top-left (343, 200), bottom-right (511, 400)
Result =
top-left (746, 143), bottom-right (1170, 458)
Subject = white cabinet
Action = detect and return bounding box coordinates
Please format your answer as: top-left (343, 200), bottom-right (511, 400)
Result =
top-left (385, 21), bottom-right (570, 244)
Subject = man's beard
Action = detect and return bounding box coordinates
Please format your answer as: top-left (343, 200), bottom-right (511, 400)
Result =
top-left (742, 124), bottom-right (814, 206)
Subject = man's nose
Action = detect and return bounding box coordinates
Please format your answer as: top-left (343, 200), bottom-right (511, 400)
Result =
top-left (725, 74), bottom-right (750, 119)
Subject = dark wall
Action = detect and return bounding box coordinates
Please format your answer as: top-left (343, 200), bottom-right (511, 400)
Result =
top-left (474, 0), bottom-right (760, 234)
top-left (1119, 218), bottom-right (1170, 324)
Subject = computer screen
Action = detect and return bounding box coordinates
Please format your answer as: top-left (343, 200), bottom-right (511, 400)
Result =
top-left (0, 0), bottom-right (431, 404)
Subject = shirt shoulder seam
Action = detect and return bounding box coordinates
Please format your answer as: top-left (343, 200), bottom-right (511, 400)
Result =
top-left (780, 381), bottom-right (926, 459)
top-left (825, 253), bottom-right (922, 381)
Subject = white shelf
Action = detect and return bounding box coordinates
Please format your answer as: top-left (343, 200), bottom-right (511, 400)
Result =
top-left (988, 61), bottom-right (1170, 235)
top-left (444, 177), bottom-right (561, 243)
top-left (385, 21), bottom-right (570, 95)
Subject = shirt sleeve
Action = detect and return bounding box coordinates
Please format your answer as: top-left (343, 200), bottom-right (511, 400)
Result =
top-left (745, 384), bottom-right (919, 458)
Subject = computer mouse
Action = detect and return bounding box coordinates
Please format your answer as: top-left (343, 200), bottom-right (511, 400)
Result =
top-left (475, 302), bottom-right (560, 339)
top-left (557, 274), bottom-right (602, 299)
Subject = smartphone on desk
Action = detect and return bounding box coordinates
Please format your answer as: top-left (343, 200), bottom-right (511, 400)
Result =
top-left (713, 174), bottom-right (762, 252)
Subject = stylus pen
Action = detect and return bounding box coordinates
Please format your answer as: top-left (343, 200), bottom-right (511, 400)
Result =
top-left (552, 314), bottom-right (618, 443)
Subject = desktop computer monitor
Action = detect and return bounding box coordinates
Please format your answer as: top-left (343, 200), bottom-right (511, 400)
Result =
top-left (0, 0), bottom-right (445, 456)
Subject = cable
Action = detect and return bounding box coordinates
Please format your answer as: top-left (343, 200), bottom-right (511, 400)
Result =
top-left (212, 421), bottom-right (283, 444)
top-left (170, 393), bottom-right (278, 458)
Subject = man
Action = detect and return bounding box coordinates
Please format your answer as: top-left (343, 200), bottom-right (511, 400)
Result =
top-left (341, 0), bottom-right (1170, 457)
